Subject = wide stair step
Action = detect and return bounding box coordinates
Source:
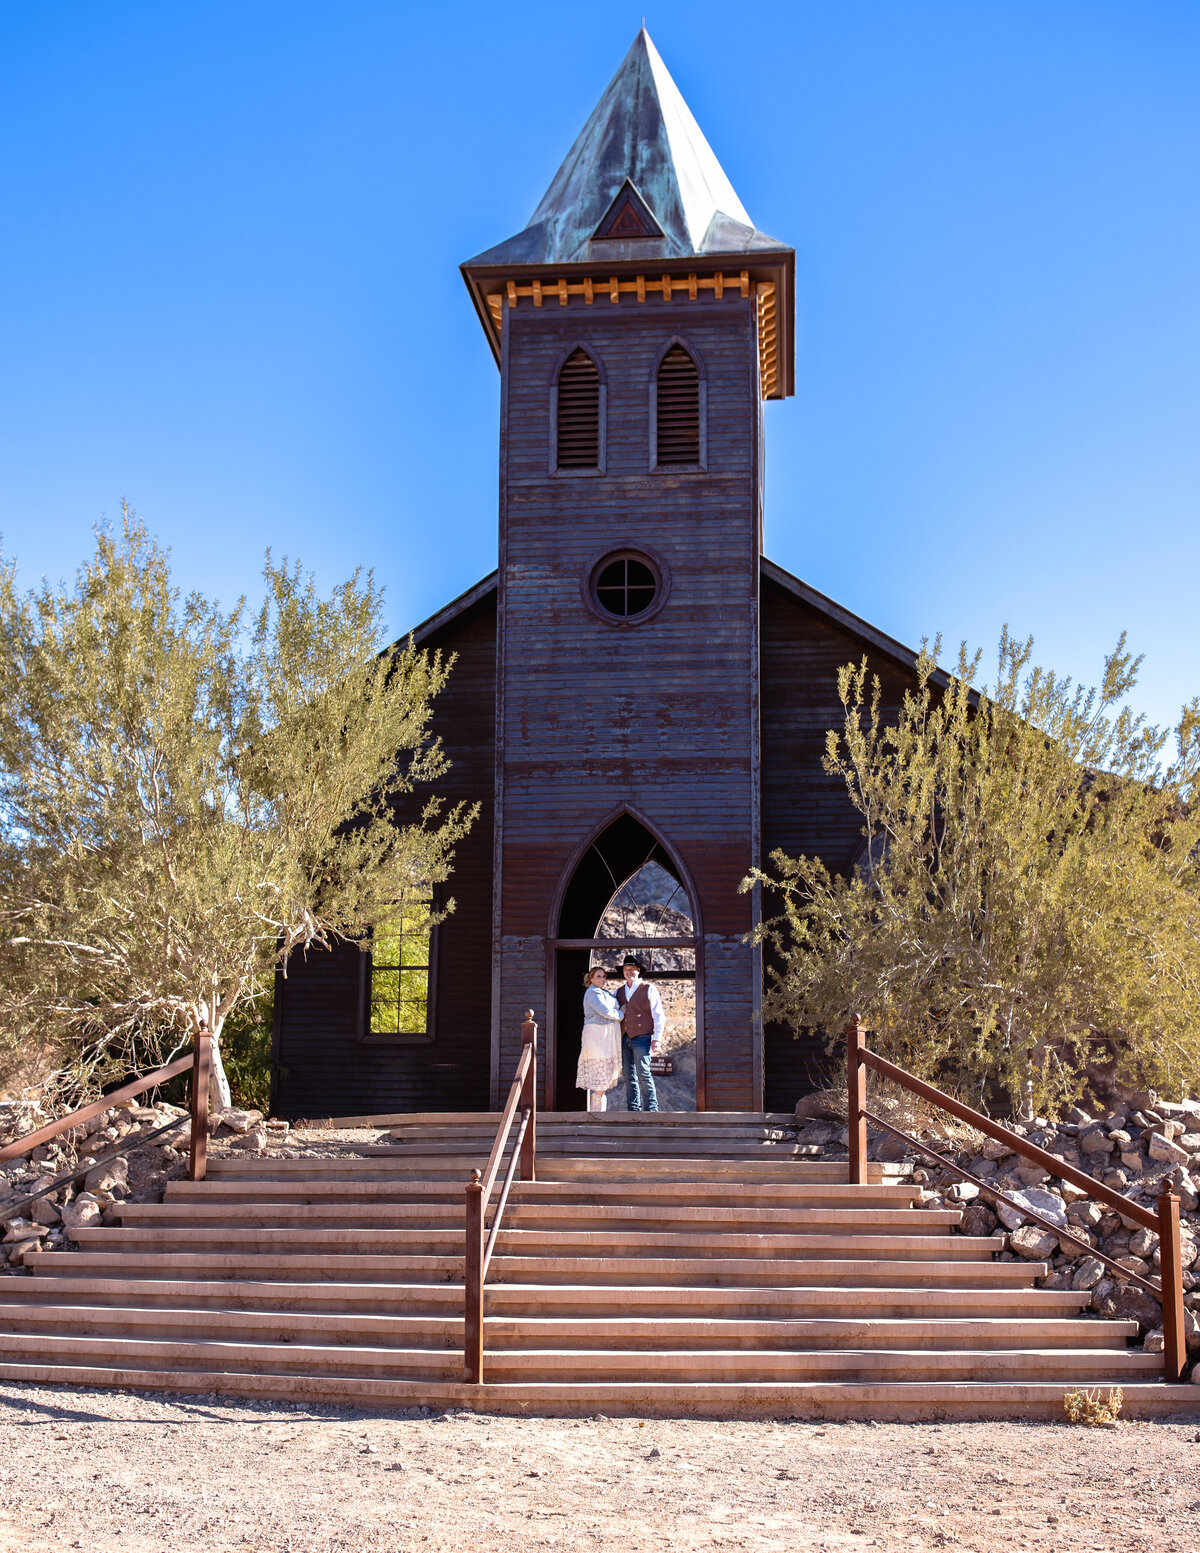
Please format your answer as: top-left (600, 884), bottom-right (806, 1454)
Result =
top-left (0, 1112), bottom-right (1190, 1418)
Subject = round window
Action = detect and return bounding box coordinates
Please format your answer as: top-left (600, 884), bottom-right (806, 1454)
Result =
top-left (593, 555), bottom-right (658, 619)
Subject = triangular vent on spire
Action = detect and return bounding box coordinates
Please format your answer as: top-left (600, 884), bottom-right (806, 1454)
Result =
top-left (592, 180), bottom-right (663, 241)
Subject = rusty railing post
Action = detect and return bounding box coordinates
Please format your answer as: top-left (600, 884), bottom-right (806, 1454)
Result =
top-left (464, 1168), bottom-right (484, 1384)
top-left (520, 1011), bottom-right (538, 1183)
top-left (189, 1023), bottom-right (212, 1183)
top-left (846, 1020), bottom-right (868, 1186)
top-left (1158, 1179), bottom-right (1187, 1383)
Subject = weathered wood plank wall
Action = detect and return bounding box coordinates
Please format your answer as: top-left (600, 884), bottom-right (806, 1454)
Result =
top-left (759, 577), bottom-right (916, 1110)
top-left (494, 291), bottom-right (764, 1110)
top-left (273, 593), bottom-right (497, 1119)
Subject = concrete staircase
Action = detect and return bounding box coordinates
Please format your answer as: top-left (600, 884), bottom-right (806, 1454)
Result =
top-left (0, 1113), bottom-right (1192, 1417)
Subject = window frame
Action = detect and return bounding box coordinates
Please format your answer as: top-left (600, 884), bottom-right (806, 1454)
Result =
top-left (549, 343), bottom-right (607, 477)
top-left (580, 544), bottom-right (671, 629)
top-left (649, 337), bottom-right (707, 474)
top-left (357, 889), bottom-right (439, 1046)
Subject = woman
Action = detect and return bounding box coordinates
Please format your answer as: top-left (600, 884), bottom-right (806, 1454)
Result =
top-left (577, 965), bottom-right (623, 1112)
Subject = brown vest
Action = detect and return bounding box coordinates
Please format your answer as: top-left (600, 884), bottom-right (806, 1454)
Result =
top-left (617, 981), bottom-right (654, 1038)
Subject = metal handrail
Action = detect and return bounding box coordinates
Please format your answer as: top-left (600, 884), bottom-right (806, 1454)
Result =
top-left (0, 1055), bottom-right (195, 1164)
top-left (846, 1023), bottom-right (1190, 1384)
top-left (0, 1114), bottom-right (191, 1225)
top-left (0, 1027), bottom-right (215, 1185)
top-left (464, 1011), bottom-right (538, 1384)
top-left (484, 1108), bottom-right (530, 1277)
top-left (864, 1108), bottom-right (1162, 1299)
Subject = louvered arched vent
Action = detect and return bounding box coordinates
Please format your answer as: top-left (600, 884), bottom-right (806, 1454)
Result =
top-left (556, 349), bottom-right (601, 469)
top-left (655, 345), bottom-right (701, 465)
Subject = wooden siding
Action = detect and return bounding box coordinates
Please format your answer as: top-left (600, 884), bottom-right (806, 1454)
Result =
top-left (273, 592), bottom-right (497, 1119)
top-left (494, 290), bottom-right (763, 1110)
top-left (759, 574), bottom-right (916, 1112)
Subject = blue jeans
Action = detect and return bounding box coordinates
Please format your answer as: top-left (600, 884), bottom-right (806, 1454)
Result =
top-left (622, 1034), bottom-right (658, 1112)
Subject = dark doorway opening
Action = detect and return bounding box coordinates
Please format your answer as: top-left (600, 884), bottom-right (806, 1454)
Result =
top-left (551, 812), bottom-right (700, 1110)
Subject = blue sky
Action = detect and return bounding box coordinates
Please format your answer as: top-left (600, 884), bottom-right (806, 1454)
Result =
top-left (1, 2), bottom-right (1197, 732)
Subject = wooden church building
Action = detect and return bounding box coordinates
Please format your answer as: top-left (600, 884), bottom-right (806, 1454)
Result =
top-left (273, 30), bottom-right (922, 1120)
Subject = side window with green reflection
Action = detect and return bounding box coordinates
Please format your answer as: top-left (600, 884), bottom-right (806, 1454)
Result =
top-left (369, 894), bottom-right (432, 1036)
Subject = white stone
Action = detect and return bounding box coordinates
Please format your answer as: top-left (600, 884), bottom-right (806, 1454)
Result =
top-left (947, 1182), bottom-right (979, 1204)
top-left (998, 1186), bottom-right (1068, 1232)
top-left (219, 1108), bottom-right (263, 1135)
top-left (1144, 1328), bottom-right (1165, 1353)
top-left (1149, 1133), bottom-right (1191, 1165)
top-left (60, 1195), bottom-right (102, 1236)
top-left (2, 1217), bottom-right (42, 1244)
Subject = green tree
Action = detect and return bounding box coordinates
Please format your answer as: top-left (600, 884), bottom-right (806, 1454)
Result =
top-left (0, 510), bottom-right (474, 1105)
top-left (744, 630), bottom-right (1200, 1117)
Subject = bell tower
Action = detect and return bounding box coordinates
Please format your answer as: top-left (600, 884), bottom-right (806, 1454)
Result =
top-left (461, 29), bottom-right (795, 1109)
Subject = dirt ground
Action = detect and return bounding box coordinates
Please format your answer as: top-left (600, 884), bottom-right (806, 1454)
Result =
top-left (0, 1385), bottom-right (1198, 1553)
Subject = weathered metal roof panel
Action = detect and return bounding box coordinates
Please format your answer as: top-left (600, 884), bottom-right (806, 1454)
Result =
top-left (464, 29), bottom-right (786, 268)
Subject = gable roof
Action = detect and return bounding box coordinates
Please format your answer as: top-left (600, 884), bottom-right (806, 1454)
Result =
top-left (463, 29), bottom-right (788, 269)
top-left (388, 559), bottom-right (937, 688)
top-left (385, 571), bottom-right (498, 656)
top-left (762, 556), bottom-right (962, 693)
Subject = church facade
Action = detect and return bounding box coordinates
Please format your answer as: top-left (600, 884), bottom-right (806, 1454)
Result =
top-left (273, 31), bottom-right (922, 1119)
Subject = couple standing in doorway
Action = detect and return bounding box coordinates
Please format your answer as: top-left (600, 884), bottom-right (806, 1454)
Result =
top-left (577, 956), bottom-right (664, 1113)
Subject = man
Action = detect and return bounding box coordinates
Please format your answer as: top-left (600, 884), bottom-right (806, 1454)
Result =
top-left (616, 955), bottom-right (664, 1113)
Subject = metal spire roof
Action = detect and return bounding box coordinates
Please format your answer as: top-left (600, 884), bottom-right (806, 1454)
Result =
top-left (464, 29), bottom-right (787, 267)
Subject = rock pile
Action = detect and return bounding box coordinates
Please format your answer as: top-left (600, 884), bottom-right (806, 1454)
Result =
top-left (0, 1101), bottom-right (275, 1270)
top-left (795, 1089), bottom-right (1200, 1374)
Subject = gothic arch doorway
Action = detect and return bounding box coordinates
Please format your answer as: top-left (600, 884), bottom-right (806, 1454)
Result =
top-left (547, 811), bottom-right (703, 1110)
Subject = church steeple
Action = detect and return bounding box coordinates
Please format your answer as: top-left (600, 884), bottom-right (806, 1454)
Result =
top-left (467, 28), bottom-right (784, 267)
top-left (461, 28), bottom-right (794, 397)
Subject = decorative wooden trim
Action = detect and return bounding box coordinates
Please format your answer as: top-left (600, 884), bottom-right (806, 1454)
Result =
top-left (487, 271), bottom-right (776, 396)
top-left (756, 282), bottom-right (779, 399)
top-left (496, 271), bottom-right (752, 305)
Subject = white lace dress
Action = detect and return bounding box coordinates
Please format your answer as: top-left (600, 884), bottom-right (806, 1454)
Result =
top-left (576, 985), bottom-right (623, 1093)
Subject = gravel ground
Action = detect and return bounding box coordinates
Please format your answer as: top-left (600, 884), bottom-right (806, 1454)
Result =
top-left (0, 1383), bottom-right (1198, 1552)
